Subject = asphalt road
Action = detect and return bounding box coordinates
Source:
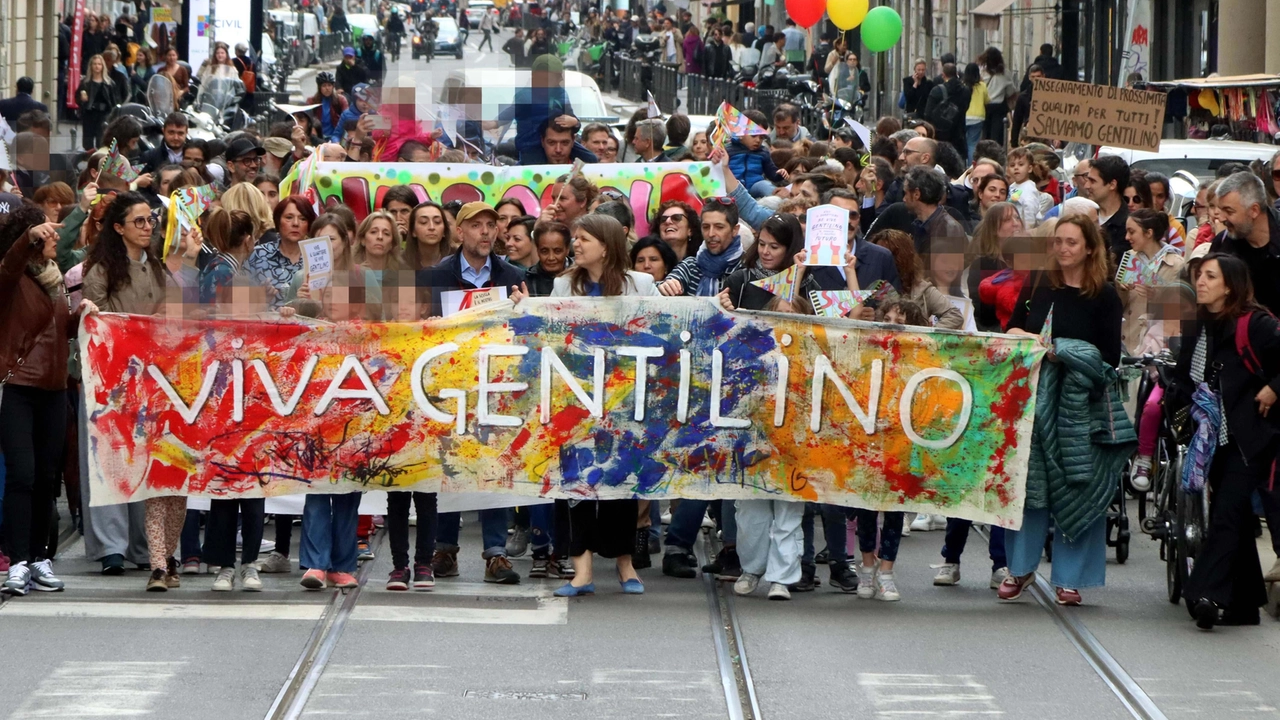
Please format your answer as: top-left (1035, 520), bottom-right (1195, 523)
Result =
top-left (10, 39), bottom-right (1280, 720)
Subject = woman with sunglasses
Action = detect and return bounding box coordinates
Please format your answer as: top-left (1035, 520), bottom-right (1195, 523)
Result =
top-left (652, 200), bottom-right (703, 262)
top-left (83, 192), bottom-right (183, 592)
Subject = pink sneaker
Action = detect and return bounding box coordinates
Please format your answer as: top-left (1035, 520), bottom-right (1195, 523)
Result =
top-left (0, 552), bottom-right (10, 573)
top-left (327, 571), bottom-right (358, 589)
top-left (300, 568), bottom-right (327, 590)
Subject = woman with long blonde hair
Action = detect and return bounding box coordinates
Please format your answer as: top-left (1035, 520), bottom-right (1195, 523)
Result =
top-left (221, 183), bottom-right (276, 243)
top-left (78, 54), bottom-right (114, 149)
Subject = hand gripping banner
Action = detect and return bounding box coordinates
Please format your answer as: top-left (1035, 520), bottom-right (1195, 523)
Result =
top-left (80, 299), bottom-right (1044, 527)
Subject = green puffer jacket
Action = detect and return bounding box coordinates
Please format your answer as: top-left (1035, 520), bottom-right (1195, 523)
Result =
top-left (1025, 338), bottom-right (1137, 541)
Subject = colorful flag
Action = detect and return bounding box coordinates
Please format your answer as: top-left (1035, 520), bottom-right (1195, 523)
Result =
top-left (101, 139), bottom-right (139, 182)
top-left (750, 265), bottom-right (801, 303)
top-left (715, 101), bottom-right (769, 137)
top-left (647, 91), bottom-right (662, 119)
top-left (809, 290), bottom-right (872, 318)
top-left (163, 184), bottom-right (217, 260)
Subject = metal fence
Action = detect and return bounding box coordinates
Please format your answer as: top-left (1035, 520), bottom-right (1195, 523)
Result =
top-left (608, 53), bottom-right (678, 113)
top-left (317, 32), bottom-right (348, 63)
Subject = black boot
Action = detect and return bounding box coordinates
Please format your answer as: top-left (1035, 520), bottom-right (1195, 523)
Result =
top-left (788, 562), bottom-right (817, 592)
top-left (1193, 598), bottom-right (1218, 630)
top-left (702, 546), bottom-right (741, 580)
top-left (632, 528), bottom-right (652, 570)
top-left (662, 551), bottom-right (697, 579)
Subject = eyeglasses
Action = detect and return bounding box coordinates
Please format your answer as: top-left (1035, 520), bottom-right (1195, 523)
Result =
top-left (601, 190), bottom-right (625, 201)
top-left (237, 156), bottom-right (262, 166)
top-left (130, 216), bottom-right (158, 229)
top-left (660, 212), bottom-right (686, 224)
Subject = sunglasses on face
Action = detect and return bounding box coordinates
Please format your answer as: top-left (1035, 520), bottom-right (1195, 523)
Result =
top-left (660, 212), bottom-right (686, 223)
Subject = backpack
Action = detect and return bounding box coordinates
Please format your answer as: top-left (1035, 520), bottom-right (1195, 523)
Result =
top-left (1236, 312), bottom-right (1264, 376)
top-left (926, 81), bottom-right (961, 137)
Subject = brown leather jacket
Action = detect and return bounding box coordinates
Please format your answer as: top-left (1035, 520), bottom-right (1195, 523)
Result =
top-left (0, 230), bottom-right (75, 391)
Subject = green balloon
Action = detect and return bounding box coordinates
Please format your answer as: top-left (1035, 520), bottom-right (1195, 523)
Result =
top-left (861, 6), bottom-right (902, 52)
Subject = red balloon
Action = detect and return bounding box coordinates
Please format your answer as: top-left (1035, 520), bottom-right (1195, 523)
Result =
top-left (785, 0), bottom-right (827, 28)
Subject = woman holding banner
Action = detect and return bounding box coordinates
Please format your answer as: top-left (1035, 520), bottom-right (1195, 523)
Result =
top-left (518, 214), bottom-right (655, 597)
top-left (83, 192), bottom-right (183, 592)
top-left (999, 215), bottom-right (1127, 607)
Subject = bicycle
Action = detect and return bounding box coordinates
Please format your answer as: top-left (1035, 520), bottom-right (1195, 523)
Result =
top-left (1122, 351), bottom-right (1206, 603)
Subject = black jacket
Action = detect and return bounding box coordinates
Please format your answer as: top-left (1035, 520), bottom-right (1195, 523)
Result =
top-left (138, 144), bottom-right (184, 174)
top-left (0, 93), bottom-right (48, 125)
top-left (1175, 312), bottom-right (1280, 464)
top-left (923, 77), bottom-right (971, 154)
top-left (1210, 205), bottom-right (1280, 316)
top-left (416, 249), bottom-right (527, 317)
top-left (523, 263), bottom-right (557, 297)
top-left (1101, 204), bottom-right (1131, 264)
top-left (901, 76), bottom-right (934, 117)
top-left (1020, 54), bottom-right (1063, 93)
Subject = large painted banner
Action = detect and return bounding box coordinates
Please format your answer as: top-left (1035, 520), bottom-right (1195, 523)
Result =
top-left (81, 298), bottom-right (1044, 527)
top-left (287, 162), bottom-right (724, 238)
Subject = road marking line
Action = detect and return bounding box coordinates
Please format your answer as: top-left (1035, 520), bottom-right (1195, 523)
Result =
top-left (0, 602), bottom-right (326, 620)
top-left (350, 596), bottom-right (566, 624)
top-left (11, 661), bottom-right (183, 719)
top-left (858, 673), bottom-right (1003, 717)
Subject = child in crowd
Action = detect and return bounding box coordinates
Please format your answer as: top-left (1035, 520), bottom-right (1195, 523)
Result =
top-left (1006, 147), bottom-right (1050, 228)
top-left (728, 110), bottom-right (786, 199)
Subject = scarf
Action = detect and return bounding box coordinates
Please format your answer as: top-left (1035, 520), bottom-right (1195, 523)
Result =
top-left (1183, 382), bottom-right (1223, 494)
top-left (1134, 244), bottom-right (1177, 286)
top-left (695, 236), bottom-right (742, 297)
top-left (29, 259), bottom-right (65, 299)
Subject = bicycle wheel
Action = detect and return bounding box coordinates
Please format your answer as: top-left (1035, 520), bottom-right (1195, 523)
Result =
top-left (1176, 485), bottom-right (1204, 601)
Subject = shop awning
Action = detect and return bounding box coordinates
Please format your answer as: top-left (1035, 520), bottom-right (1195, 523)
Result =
top-left (1147, 74), bottom-right (1280, 89)
top-left (970, 0), bottom-right (1017, 16)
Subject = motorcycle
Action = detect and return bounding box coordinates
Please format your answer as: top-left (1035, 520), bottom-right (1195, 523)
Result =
top-left (189, 74), bottom-right (253, 139)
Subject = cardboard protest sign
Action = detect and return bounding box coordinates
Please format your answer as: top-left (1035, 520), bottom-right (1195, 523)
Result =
top-left (804, 204), bottom-right (850, 266)
top-left (81, 298), bottom-right (1046, 527)
top-left (300, 237), bottom-right (333, 290)
top-left (1027, 78), bottom-right (1167, 152)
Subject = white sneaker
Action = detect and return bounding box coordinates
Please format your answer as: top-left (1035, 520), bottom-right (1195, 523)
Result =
top-left (990, 567), bottom-right (1011, 590)
top-left (856, 562), bottom-right (877, 599)
top-left (767, 582), bottom-right (791, 600)
top-left (910, 514), bottom-right (946, 532)
top-left (933, 563), bottom-right (961, 586)
top-left (876, 573), bottom-right (901, 601)
top-left (30, 559), bottom-right (65, 592)
top-left (701, 513), bottom-right (716, 530)
top-left (259, 539), bottom-right (276, 553)
top-left (408, 511), bottom-right (417, 527)
top-left (212, 566), bottom-right (235, 591)
top-left (257, 551), bottom-right (292, 574)
top-left (734, 572), bottom-right (761, 596)
top-left (240, 565), bottom-right (263, 592)
top-left (3, 561), bottom-right (31, 596)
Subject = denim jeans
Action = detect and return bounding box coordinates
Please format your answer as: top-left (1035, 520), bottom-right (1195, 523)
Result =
top-left (180, 510), bottom-right (203, 561)
top-left (436, 507), bottom-right (508, 558)
top-left (965, 119), bottom-right (983, 163)
top-left (1006, 507), bottom-right (1106, 589)
top-left (388, 491), bottom-right (437, 569)
top-left (648, 501), bottom-right (661, 542)
top-left (664, 500), bottom-right (737, 553)
top-left (942, 518), bottom-right (1007, 570)
top-left (529, 503), bottom-right (569, 558)
top-left (855, 510), bottom-right (904, 562)
top-left (300, 493), bottom-right (361, 573)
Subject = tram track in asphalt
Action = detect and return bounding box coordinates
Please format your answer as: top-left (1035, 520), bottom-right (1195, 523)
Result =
top-left (700, 528), bottom-right (763, 720)
top-left (263, 529), bottom-right (387, 720)
top-left (976, 526), bottom-right (1169, 720)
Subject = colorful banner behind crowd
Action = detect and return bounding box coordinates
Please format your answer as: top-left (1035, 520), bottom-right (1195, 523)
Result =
top-left (81, 299), bottom-right (1044, 527)
top-left (285, 162), bottom-right (725, 238)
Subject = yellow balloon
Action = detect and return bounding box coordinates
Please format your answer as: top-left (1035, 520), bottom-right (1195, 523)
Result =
top-left (827, 0), bottom-right (869, 30)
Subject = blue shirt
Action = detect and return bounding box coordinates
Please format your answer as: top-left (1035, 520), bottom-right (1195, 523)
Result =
top-left (460, 254), bottom-right (492, 287)
top-left (499, 86), bottom-right (575, 153)
top-left (319, 98), bottom-right (342, 142)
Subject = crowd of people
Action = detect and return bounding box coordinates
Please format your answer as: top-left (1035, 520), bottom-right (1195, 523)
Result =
top-left (3, 32), bottom-right (1280, 632)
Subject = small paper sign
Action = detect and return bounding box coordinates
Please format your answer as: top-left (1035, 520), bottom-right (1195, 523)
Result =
top-left (750, 265), bottom-right (800, 303)
top-left (810, 289), bottom-right (870, 318)
top-left (803, 204), bottom-right (850, 267)
top-left (845, 118), bottom-right (873, 150)
top-left (947, 295), bottom-right (978, 332)
top-left (1039, 304), bottom-right (1054, 348)
top-left (646, 91), bottom-right (662, 119)
top-left (442, 287), bottom-right (508, 317)
top-left (300, 237), bottom-right (333, 290)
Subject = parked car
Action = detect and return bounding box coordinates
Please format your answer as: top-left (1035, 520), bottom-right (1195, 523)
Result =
top-left (1093, 139), bottom-right (1278, 183)
top-left (346, 13), bottom-right (383, 44)
top-left (465, 1), bottom-right (496, 28)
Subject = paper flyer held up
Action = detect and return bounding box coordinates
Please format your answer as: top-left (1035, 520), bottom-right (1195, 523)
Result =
top-left (300, 237), bottom-right (333, 290)
top-left (803, 204), bottom-right (850, 266)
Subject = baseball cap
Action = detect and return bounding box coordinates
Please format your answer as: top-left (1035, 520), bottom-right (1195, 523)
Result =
top-left (352, 83), bottom-right (375, 104)
top-left (262, 137), bottom-right (294, 158)
top-left (343, 46), bottom-right (356, 56)
top-left (531, 54), bottom-right (564, 73)
top-left (225, 137), bottom-right (266, 162)
top-left (454, 202), bottom-right (499, 224)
